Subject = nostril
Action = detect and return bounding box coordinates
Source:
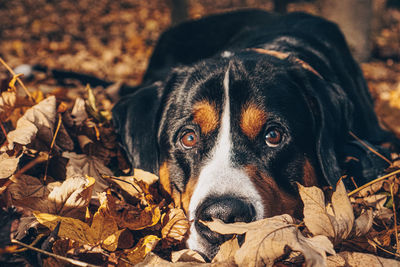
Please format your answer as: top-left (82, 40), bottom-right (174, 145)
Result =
top-left (195, 196), bottom-right (255, 244)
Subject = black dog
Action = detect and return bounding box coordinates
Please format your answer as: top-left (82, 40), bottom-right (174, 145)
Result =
top-left (110, 10), bottom-right (393, 260)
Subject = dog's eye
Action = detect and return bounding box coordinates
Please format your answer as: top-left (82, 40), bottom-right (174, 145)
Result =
top-left (180, 130), bottom-right (198, 149)
top-left (265, 128), bottom-right (283, 147)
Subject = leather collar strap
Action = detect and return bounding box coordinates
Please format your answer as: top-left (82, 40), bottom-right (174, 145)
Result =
top-left (248, 48), bottom-right (322, 79)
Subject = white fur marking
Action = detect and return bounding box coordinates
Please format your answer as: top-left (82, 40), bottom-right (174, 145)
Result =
top-left (187, 65), bottom-right (264, 252)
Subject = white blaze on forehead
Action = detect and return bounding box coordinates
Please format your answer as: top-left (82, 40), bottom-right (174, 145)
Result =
top-left (187, 65), bottom-right (264, 251)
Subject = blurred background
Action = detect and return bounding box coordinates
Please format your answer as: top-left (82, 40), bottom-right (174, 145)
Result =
top-left (0, 0), bottom-right (400, 134)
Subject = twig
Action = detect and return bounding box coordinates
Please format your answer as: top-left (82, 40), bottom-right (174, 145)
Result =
top-left (43, 113), bottom-right (62, 184)
top-left (369, 238), bottom-right (400, 258)
top-left (349, 131), bottom-right (392, 165)
top-left (0, 57), bottom-right (34, 103)
top-left (348, 169), bottom-right (400, 197)
top-left (11, 239), bottom-right (101, 267)
top-left (391, 183), bottom-right (400, 255)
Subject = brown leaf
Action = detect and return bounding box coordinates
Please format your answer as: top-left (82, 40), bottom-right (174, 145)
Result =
top-left (63, 151), bottom-right (110, 196)
top-left (212, 237), bottom-right (239, 263)
top-left (327, 251), bottom-right (400, 266)
top-left (0, 152), bottom-right (21, 179)
top-left (171, 249), bottom-right (206, 263)
top-left (161, 208), bottom-right (190, 244)
top-left (2, 96), bottom-right (56, 151)
top-left (71, 97), bottom-right (88, 126)
top-left (107, 192), bottom-right (161, 230)
top-left (8, 175), bottom-right (94, 220)
top-left (298, 181), bottom-right (355, 243)
top-left (203, 214), bottom-right (335, 267)
top-left (123, 235), bottom-right (160, 265)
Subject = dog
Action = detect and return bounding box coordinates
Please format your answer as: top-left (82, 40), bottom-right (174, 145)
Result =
top-left (110, 9), bottom-right (394, 260)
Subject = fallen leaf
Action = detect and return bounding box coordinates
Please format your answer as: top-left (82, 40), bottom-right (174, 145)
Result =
top-left (161, 208), bottom-right (189, 244)
top-left (212, 237), bottom-right (239, 263)
top-left (352, 209), bottom-right (373, 237)
top-left (124, 235), bottom-right (160, 265)
top-left (327, 251), bottom-right (400, 266)
top-left (63, 151), bottom-right (110, 196)
top-left (171, 249), bottom-right (206, 263)
top-left (203, 214), bottom-right (335, 267)
top-left (107, 192), bottom-right (161, 230)
top-left (0, 152), bottom-right (21, 179)
top-left (8, 175), bottom-right (94, 220)
top-left (2, 96), bottom-right (56, 151)
top-left (298, 181), bottom-right (355, 243)
top-left (71, 97), bottom-right (88, 126)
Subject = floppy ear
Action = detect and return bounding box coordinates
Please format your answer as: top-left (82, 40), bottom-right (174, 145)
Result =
top-left (295, 72), bottom-right (354, 187)
top-left (112, 83), bottom-right (161, 174)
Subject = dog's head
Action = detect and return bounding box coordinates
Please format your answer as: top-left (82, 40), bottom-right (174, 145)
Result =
top-left (113, 50), bottom-right (353, 260)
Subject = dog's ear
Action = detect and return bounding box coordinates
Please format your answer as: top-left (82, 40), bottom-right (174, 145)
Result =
top-left (112, 83), bottom-right (161, 174)
top-left (295, 72), bottom-right (354, 187)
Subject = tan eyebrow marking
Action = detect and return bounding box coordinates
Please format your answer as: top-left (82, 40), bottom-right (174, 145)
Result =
top-left (240, 103), bottom-right (267, 139)
top-left (192, 100), bottom-right (219, 134)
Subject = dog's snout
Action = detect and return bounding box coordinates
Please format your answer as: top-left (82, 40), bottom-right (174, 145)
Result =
top-left (195, 196), bottom-right (255, 244)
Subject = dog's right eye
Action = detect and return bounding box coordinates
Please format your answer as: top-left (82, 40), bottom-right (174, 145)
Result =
top-left (180, 130), bottom-right (198, 149)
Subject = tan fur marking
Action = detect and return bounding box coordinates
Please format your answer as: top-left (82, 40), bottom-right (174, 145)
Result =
top-left (303, 159), bottom-right (318, 187)
top-left (193, 101), bottom-right (219, 134)
top-left (240, 104), bottom-right (267, 139)
top-left (181, 178), bottom-right (199, 215)
top-left (245, 165), bottom-right (301, 218)
top-left (159, 162), bottom-right (172, 195)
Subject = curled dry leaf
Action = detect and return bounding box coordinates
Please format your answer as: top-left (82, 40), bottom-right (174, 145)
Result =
top-left (63, 151), bottom-right (110, 196)
top-left (327, 251), bottom-right (400, 266)
top-left (106, 192), bottom-right (161, 230)
top-left (212, 237), bottom-right (239, 264)
top-left (0, 152), bottom-right (21, 179)
top-left (298, 181), bottom-right (362, 243)
top-left (71, 97), bottom-right (88, 126)
top-left (123, 235), bottom-right (161, 265)
top-left (0, 74), bottom-right (18, 120)
top-left (8, 175), bottom-right (95, 220)
top-left (104, 168), bottom-right (159, 198)
top-left (34, 193), bottom-right (124, 252)
top-left (171, 249), bottom-right (206, 263)
top-left (203, 214), bottom-right (335, 267)
top-left (161, 208), bottom-right (190, 244)
top-left (2, 96), bottom-right (56, 151)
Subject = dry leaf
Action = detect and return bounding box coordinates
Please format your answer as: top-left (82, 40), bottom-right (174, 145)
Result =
top-left (63, 151), bottom-right (110, 196)
top-left (203, 214), bottom-right (335, 267)
top-left (8, 175), bottom-right (95, 220)
top-left (71, 97), bottom-right (88, 126)
top-left (34, 193), bottom-right (123, 251)
top-left (212, 237), bottom-right (239, 263)
top-left (107, 192), bottom-right (161, 230)
top-left (124, 235), bottom-right (160, 265)
top-left (161, 208), bottom-right (190, 244)
top-left (298, 181), bottom-right (356, 243)
top-left (0, 152), bottom-right (21, 179)
top-left (327, 251), bottom-right (400, 266)
top-left (171, 249), bottom-right (206, 263)
top-left (2, 96), bottom-right (56, 151)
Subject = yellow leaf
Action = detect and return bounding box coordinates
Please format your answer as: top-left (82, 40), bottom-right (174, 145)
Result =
top-left (161, 208), bottom-right (189, 243)
top-left (102, 229), bottom-right (125, 251)
top-left (91, 192), bottom-right (118, 245)
top-left (124, 235), bottom-right (160, 264)
top-left (33, 212), bottom-right (97, 245)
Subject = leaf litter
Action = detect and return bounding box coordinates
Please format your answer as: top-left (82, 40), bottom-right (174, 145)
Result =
top-left (1, 3), bottom-right (400, 266)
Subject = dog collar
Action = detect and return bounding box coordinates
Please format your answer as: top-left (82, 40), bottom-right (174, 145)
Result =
top-left (247, 48), bottom-right (323, 79)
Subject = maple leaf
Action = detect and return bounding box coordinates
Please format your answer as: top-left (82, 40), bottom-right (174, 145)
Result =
top-left (298, 181), bottom-right (373, 243)
top-left (202, 214), bottom-right (334, 267)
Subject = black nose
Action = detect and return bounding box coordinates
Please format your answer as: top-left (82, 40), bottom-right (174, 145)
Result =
top-left (195, 196), bottom-right (255, 244)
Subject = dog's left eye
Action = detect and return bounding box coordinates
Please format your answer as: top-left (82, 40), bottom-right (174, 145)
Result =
top-left (180, 130), bottom-right (198, 149)
top-left (265, 128), bottom-right (283, 147)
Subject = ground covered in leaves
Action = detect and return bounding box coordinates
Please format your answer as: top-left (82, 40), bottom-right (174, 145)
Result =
top-left (1, 1), bottom-right (400, 266)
